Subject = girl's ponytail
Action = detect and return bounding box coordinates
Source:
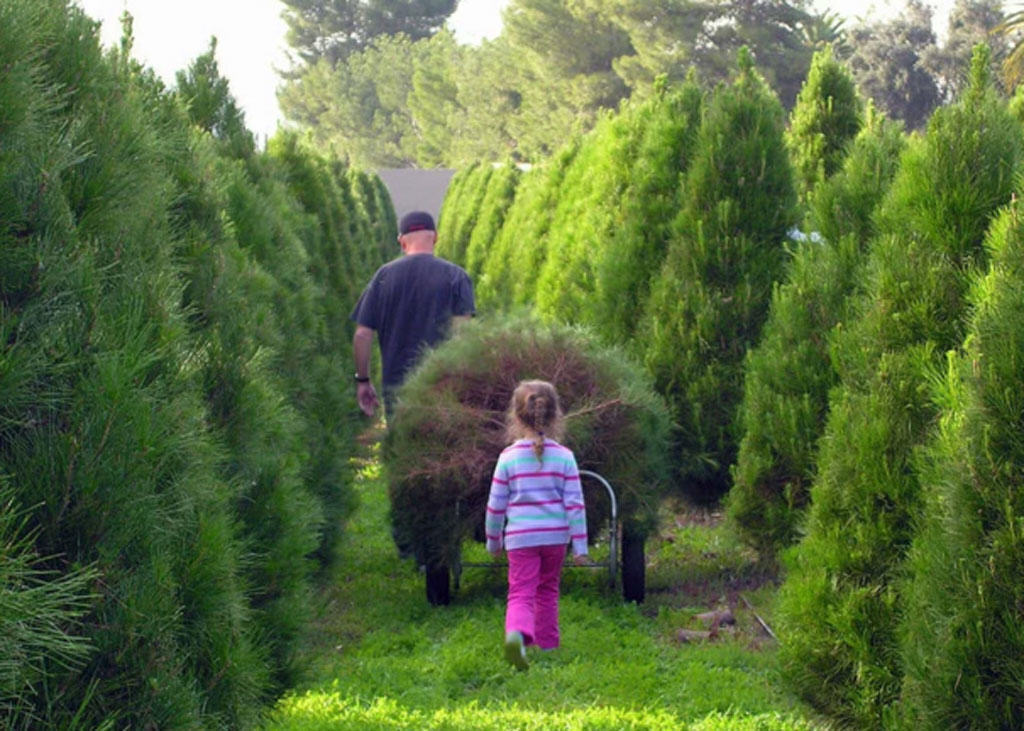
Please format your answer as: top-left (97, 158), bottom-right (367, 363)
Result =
top-left (506, 380), bottom-right (564, 464)
top-left (527, 392), bottom-right (548, 461)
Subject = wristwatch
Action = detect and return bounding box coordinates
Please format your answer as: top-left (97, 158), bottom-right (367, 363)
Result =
top-left (353, 374), bottom-right (370, 383)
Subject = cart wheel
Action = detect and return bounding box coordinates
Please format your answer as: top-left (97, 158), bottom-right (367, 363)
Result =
top-left (621, 534), bottom-right (645, 603)
top-left (425, 565), bottom-right (451, 606)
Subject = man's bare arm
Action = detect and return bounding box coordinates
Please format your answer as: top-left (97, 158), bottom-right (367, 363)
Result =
top-left (353, 325), bottom-right (375, 378)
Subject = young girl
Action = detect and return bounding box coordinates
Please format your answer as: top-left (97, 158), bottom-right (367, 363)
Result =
top-left (485, 380), bottom-right (589, 671)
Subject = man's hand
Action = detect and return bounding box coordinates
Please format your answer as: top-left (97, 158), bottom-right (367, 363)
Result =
top-left (356, 381), bottom-right (379, 417)
top-left (572, 554), bottom-right (592, 566)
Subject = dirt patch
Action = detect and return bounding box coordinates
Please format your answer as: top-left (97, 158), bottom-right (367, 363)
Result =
top-left (665, 502), bottom-right (726, 529)
top-left (644, 500), bottom-right (782, 649)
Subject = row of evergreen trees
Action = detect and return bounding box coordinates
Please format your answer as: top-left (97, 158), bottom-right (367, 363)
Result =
top-left (438, 43), bottom-right (1024, 728)
top-left (774, 46), bottom-right (1024, 728)
top-left (439, 53), bottom-right (801, 504)
top-left (0, 0), bottom-right (393, 727)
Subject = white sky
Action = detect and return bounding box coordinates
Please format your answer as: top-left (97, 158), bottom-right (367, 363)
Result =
top-left (72, 0), bottom-right (958, 141)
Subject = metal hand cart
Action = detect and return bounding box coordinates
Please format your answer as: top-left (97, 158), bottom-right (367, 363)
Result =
top-left (451, 470), bottom-right (619, 592)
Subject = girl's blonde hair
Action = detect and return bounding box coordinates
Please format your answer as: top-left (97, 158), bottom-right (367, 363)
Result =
top-left (506, 380), bottom-right (564, 462)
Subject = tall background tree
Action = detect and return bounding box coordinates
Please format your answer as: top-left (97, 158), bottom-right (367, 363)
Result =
top-left (276, 0), bottom-right (1021, 168)
top-left (280, 0), bottom-right (457, 67)
top-left (843, 0), bottom-right (941, 130)
top-left (921, 0), bottom-right (1006, 102)
top-left (278, 0), bottom-right (848, 166)
top-left (584, 0), bottom-right (818, 107)
top-left (499, 0), bottom-right (632, 157)
top-left (992, 0), bottom-right (1024, 88)
top-left (278, 0), bottom-right (459, 166)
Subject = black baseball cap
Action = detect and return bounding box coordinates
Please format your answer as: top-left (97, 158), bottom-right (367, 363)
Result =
top-left (399, 211), bottom-right (435, 235)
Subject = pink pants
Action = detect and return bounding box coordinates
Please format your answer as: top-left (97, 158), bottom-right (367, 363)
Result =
top-left (505, 543), bottom-right (567, 650)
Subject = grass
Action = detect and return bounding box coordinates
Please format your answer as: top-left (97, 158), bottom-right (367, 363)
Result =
top-left (264, 431), bottom-right (826, 730)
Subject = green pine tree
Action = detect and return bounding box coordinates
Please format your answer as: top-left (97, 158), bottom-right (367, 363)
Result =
top-left (786, 45), bottom-right (862, 204)
top-left (436, 163), bottom-right (493, 267)
top-left (774, 45), bottom-right (1024, 726)
top-left (0, 474), bottom-right (96, 727)
top-left (642, 49), bottom-right (798, 502)
top-left (463, 162), bottom-right (521, 285)
top-left (436, 162), bottom-right (474, 252)
top-left (532, 108), bottom-right (644, 325)
top-left (0, 2), bottom-right (393, 723)
top-left (503, 141), bottom-right (580, 309)
top-left (899, 199), bottom-right (1024, 729)
top-left (589, 78), bottom-right (704, 349)
top-left (727, 107), bottom-right (905, 556)
top-left (0, 2), bottom-right (267, 723)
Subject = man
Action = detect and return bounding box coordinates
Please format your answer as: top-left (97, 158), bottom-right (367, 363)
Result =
top-left (351, 210), bottom-right (475, 421)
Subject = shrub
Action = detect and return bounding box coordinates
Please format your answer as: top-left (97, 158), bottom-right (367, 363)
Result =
top-left (785, 45), bottom-right (862, 203)
top-left (0, 475), bottom-right (95, 728)
top-left (0, 1), bottom-right (391, 723)
top-left (899, 202), bottom-right (1024, 728)
top-left (462, 161), bottom-right (521, 283)
top-left (588, 79), bottom-right (704, 350)
top-left (436, 162), bottom-right (494, 267)
top-left (0, 3), bottom-right (267, 722)
top-left (642, 49), bottom-right (798, 502)
top-left (384, 314), bottom-right (671, 569)
top-left (533, 108), bottom-right (644, 325)
top-left (774, 45), bottom-right (1024, 726)
top-left (436, 161), bottom-right (475, 248)
top-left (494, 141), bottom-right (580, 310)
top-left (727, 108), bottom-right (905, 557)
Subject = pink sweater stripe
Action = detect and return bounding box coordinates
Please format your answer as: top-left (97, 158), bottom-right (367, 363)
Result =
top-left (505, 526), bottom-right (570, 537)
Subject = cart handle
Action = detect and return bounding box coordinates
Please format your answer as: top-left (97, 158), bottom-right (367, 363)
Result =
top-left (578, 470), bottom-right (617, 523)
top-left (453, 470), bottom-right (620, 591)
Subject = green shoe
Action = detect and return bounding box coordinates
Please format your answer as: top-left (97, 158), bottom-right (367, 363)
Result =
top-left (503, 631), bottom-right (528, 671)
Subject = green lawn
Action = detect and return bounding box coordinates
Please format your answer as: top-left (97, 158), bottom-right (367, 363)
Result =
top-left (265, 436), bottom-right (826, 730)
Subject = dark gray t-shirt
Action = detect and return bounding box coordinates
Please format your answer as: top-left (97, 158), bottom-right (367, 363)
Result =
top-left (350, 254), bottom-right (475, 388)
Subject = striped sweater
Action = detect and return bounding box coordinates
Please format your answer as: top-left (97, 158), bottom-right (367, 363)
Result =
top-left (485, 438), bottom-right (588, 555)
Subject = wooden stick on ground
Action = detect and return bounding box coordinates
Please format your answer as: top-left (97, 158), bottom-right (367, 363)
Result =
top-left (739, 593), bottom-right (779, 643)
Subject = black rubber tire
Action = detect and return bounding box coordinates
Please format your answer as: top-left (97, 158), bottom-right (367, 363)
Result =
top-left (425, 565), bottom-right (451, 606)
top-left (621, 533), bottom-right (646, 603)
